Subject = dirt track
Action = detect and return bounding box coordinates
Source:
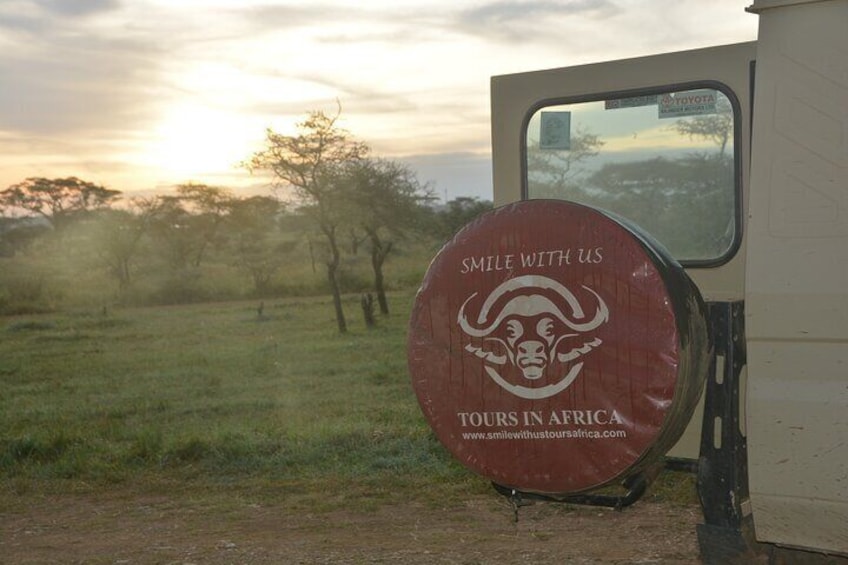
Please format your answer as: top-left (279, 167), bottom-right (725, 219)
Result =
top-left (1, 492), bottom-right (701, 564)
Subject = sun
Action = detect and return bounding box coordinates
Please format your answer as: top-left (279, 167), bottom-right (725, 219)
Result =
top-left (141, 102), bottom-right (259, 182)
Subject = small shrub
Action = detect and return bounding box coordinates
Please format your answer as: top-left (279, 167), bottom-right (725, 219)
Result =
top-left (0, 275), bottom-right (60, 315)
top-left (126, 429), bottom-right (164, 464)
top-left (166, 438), bottom-right (214, 464)
top-left (0, 433), bottom-right (78, 468)
top-left (1, 437), bottom-right (41, 466)
top-left (149, 269), bottom-right (210, 305)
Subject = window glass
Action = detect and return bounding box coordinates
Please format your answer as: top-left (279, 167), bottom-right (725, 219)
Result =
top-left (526, 87), bottom-right (737, 263)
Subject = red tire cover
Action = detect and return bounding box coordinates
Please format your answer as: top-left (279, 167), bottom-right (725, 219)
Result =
top-left (408, 199), bottom-right (708, 494)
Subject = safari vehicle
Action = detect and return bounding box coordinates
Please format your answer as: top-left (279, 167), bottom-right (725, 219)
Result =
top-left (409, 0), bottom-right (846, 562)
top-left (488, 0), bottom-right (848, 561)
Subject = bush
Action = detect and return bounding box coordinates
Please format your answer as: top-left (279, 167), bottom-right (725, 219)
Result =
top-left (0, 273), bottom-right (61, 315)
top-left (149, 269), bottom-right (211, 305)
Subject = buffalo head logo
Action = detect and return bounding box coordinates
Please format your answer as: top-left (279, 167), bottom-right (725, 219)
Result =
top-left (457, 275), bottom-right (609, 399)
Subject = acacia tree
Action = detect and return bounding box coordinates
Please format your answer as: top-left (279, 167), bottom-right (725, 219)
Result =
top-left (587, 154), bottom-right (734, 258)
top-left (433, 196), bottom-right (494, 241)
top-left (147, 195), bottom-right (197, 270)
top-left (247, 109), bottom-right (368, 333)
top-left (526, 129), bottom-right (604, 199)
top-left (0, 217), bottom-right (50, 257)
top-left (345, 158), bottom-right (432, 315)
top-left (93, 198), bottom-right (158, 292)
top-left (173, 183), bottom-right (233, 268)
top-left (226, 195), bottom-right (287, 295)
top-left (0, 177), bottom-right (121, 230)
top-left (148, 183), bottom-right (233, 270)
top-left (673, 98), bottom-right (733, 157)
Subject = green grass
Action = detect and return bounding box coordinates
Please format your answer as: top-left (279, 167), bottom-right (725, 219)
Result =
top-left (0, 289), bottom-right (695, 511)
top-left (0, 292), bottom-right (482, 501)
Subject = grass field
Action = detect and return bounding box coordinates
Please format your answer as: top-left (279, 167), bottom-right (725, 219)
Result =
top-left (0, 289), bottom-right (696, 517)
top-left (0, 291), bottom-right (489, 504)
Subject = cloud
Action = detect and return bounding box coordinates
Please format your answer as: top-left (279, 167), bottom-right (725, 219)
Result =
top-left (457, 0), bottom-right (619, 43)
top-left (0, 1), bottom-right (174, 137)
top-left (238, 3), bottom-right (364, 34)
top-left (36, 0), bottom-right (120, 17)
top-left (0, 0), bottom-right (757, 195)
top-left (0, 0), bottom-right (120, 33)
top-left (0, 36), bottom-right (164, 135)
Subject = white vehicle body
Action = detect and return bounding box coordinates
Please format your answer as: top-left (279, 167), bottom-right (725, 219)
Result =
top-left (489, 0), bottom-right (847, 558)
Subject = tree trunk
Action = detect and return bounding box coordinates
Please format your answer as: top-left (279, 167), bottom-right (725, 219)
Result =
top-left (373, 256), bottom-right (389, 315)
top-left (369, 233), bottom-right (391, 315)
top-left (326, 231), bottom-right (347, 333)
top-left (360, 293), bottom-right (376, 328)
top-left (327, 264), bottom-right (346, 333)
top-left (119, 258), bottom-right (131, 290)
top-left (308, 238), bottom-right (317, 273)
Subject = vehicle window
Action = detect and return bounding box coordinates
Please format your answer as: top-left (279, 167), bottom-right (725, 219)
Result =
top-left (525, 87), bottom-right (738, 264)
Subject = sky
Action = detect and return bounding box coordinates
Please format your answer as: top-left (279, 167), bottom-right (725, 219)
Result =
top-left (0, 0), bottom-right (758, 203)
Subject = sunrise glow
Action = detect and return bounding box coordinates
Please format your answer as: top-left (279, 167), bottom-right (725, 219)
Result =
top-left (0, 0), bottom-right (758, 199)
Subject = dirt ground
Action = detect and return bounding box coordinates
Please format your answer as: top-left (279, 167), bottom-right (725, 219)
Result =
top-left (0, 490), bottom-right (702, 564)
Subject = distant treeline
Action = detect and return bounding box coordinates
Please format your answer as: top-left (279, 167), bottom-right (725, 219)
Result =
top-left (0, 176), bottom-right (492, 316)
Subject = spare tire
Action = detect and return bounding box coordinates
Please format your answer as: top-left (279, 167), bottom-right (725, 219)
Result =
top-left (408, 199), bottom-right (711, 495)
